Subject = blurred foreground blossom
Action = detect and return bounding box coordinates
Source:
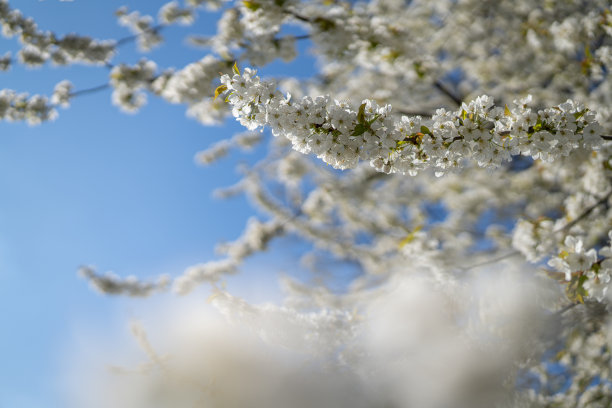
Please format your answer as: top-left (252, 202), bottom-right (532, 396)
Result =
top-left (71, 261), bottom-right (562, 408)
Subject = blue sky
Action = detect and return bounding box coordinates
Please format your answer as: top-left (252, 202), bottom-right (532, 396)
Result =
top-left (0, 1), bottom-right (316, 406)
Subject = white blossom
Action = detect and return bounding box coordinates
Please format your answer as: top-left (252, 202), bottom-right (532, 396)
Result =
top-left (158, 1), bottom-right (195, 26)
top-left (3, 0), bottom-right (612, 406)
top-left (222, 68), bottom-right (604, 176)
top-left (51, 80), bottom-right (73, 107)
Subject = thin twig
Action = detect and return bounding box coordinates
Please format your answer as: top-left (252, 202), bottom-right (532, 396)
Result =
top-left (459, 251), bottom-right (520, 271)
top-left (115, 24), bottom-right (165, 47)
top-left (556, 302), bottom-right (578, 315)
top-left (433, 79), bottom-right (463, 106)
top-left (554, 190), bottom-right (612, 234)
top-left (458, 191), bottom-right (611, 271)
top-left (286, 10), bottom-right (312, 23)
top-left (458, 190), bottom-right (611, 271)
top-left (67, 71), bottom-right (162, 100)
top-left (69, 83), bottom-right (110, 98)
top-left (1, 22), bottom-right (166, 71)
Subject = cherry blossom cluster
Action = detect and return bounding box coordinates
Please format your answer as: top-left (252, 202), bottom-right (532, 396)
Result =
top-left (547, 232), bottom-right (612, 301)
top-left (0, 88), bottom-right (57, 125)
top-left (110, 59), bottom-right (157, 112)
top-left (51, 80), bottom-right (73, 108)
top-left (186, 0), bottom-right (231, 12)
top-left (157, 1), bottom-right (195, 25)
top-left (190, 6), bottom-right (297, 67)
top-left (238, 0), bottom-right (297, 37)
top-left (3, 1), bottom-right (612, 405)
top-left (115, 6), bottom-right (164, 52)
top-left (0, 0), bottom-right (114, 66)
top-left (194, 131), bottom-right (262, 165)
top-left (188, 8), bottom-right (243, 57)
top-left (527, 315), bottom-right (612, 407)
top-left (173, 259), bottom-right (239, 294)
top-left (85, 261), bottom-right (559, 408)
top-left (0, 80), bottom-right (72, 126)
top-left (79, 266), bottom-right (170, 297)
top-left (152, 55), bottom-right (233, 124)
top-left (173, 217), bottom-right (284, 295)
top-left (115, 2), bottom-right (202, 52)
top-left (215, 217), bottom-right (283, 260)
top-left (222, 68), bottom-right (605, 176)
top-left (243, 35), bottom-right (297, 66)
top-left (512, 218), bottom-right (557, 262)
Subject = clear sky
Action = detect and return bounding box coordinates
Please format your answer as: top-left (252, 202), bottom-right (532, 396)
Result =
top-left (0, 1), bottom-right (316, 406)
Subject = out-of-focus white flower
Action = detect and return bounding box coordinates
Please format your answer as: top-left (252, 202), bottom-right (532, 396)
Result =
top-left (51, 80), bottom-right (73, 107)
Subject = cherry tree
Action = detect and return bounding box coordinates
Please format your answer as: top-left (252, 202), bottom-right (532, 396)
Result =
top-left (2, 0), bottom-right (612, 406)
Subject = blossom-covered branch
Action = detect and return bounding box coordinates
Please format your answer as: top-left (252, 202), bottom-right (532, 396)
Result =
top-left (222, 67), bottom-right (606, 176)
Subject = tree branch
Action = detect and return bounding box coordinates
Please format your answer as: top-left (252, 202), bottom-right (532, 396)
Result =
top-left (433, 79), bottom-right (463, 106)
top-left (556, 302), bottom-right (579, 315)
top-left (115, 24), bottom-right (165, 47)
top-left (458, 251), bottom-right (520, 271)
top-left (555, 190), bottom-right (612, 234)
top-left (69, 83), bottom-right (110, 98)
top-left (458, 191), bottom-right (611, 272)
top-left (286, 10), bottom-right (312, 23)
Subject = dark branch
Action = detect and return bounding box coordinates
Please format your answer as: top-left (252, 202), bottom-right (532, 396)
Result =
top-left (69, 83), bottom-right (110, 98)
top-left (555, 190), bottom-right (612, 233)
top-left (458, 191), bottom-right (611, 272)
top-left (286, 10), bottom-right (312, 23)
top-left (459, 251), bottom-right (520, 271)
top-left (556, 302), bottom-right (579, 315)
top-left (115, 24), bottom-right (165, 47)
top-left (433, 79), bottom-right (463, 106)
top-left (293, 34), bottom-right (310, 41)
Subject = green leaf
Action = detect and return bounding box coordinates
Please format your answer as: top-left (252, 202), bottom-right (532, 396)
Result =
top-left (504, 104), bottom-right (511, 116)
top-left (214, 84), bottom-right (228, 101)
top-left (351, 123), bottom-right (367, 136)
top-left (420, 125), bottom-right (432, 135)
top-left (357, 103), bottom-right (366, 125)
top-left (232, 62), bottom-right (240, 75)
top-left (367, 114), bottom-right (380, 126)
top-left (242, 0), bottom-right (260, 11)
top-left (383, 50), bottom-right (400, 62)
top-left (566, 274), bottom-right (589, 304)
top-left (573, 109), bottom-right (587, 120)
top-left (532, 119), bottom-right (542, 132)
